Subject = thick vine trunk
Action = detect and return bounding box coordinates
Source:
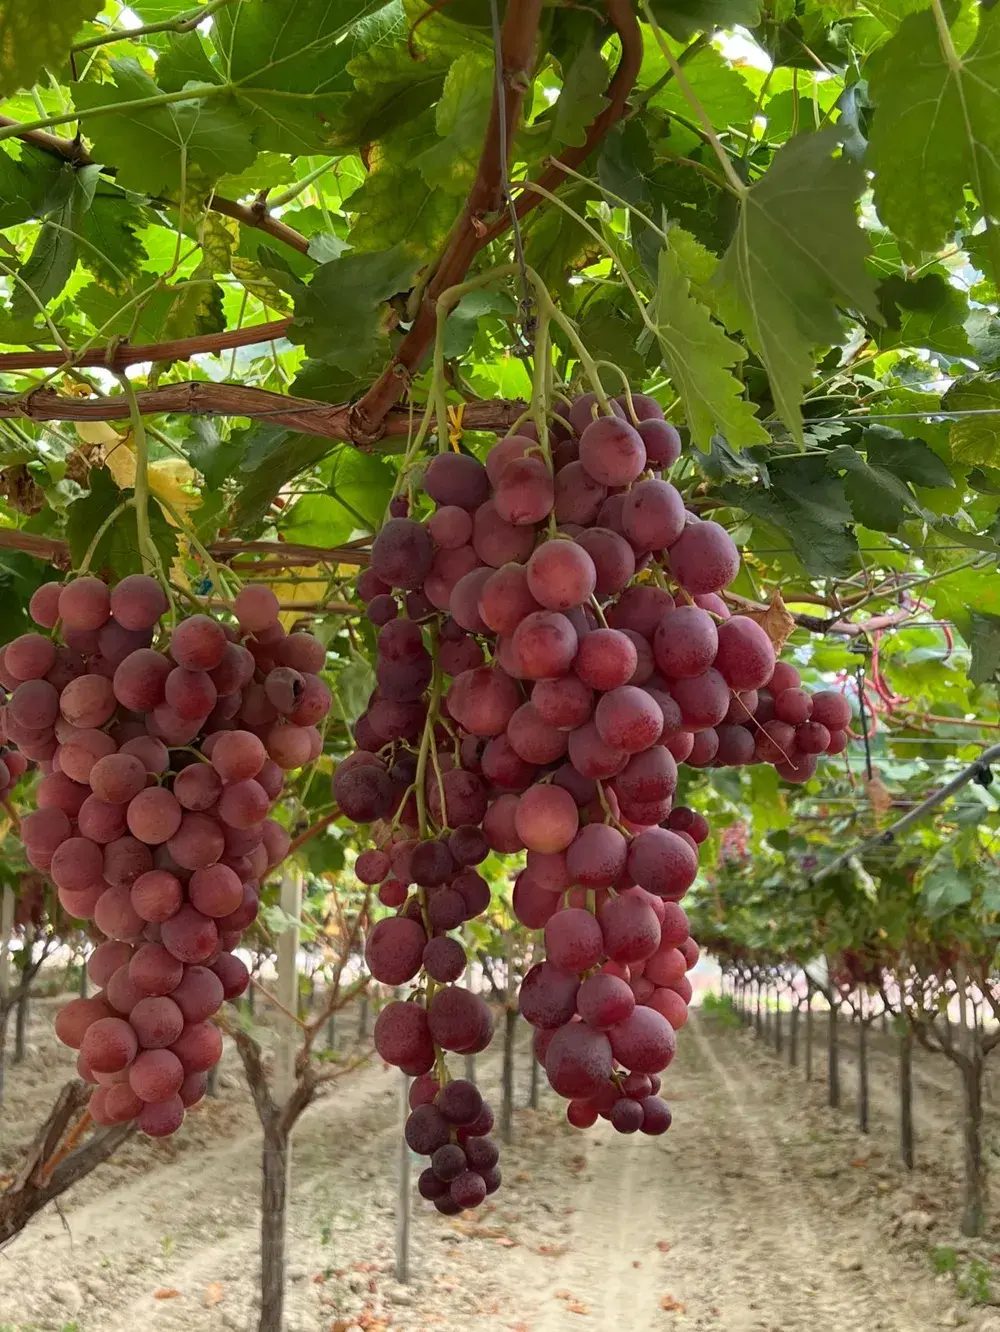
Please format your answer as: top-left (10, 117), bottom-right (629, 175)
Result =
top-left (755, 984), bottom-right (762, 1038)
top-left (899, 1026), bottom-right (914, 1170)
top-left (79, 962), bottom-right (89, 998)
top-left (960, 1057), bottom-right (986, 1238)
top-left (13, 984), bottom-right (28, 1063)
top-left (206, 1063), bottom-right (219, 1099)
top-left (827, 999), bottom-right (840, 1109)
top-left (858, 1017), bottom-right (869, 1133)
top-left (805, 991), bottom-right (813, 1082)
top-left (501, 1006), bottom-right (517, 1146)
top-left (789, 1000), bottom-right (799, 1067)
top-left (326, 1013), bottom-right (336, 1050)
top-left (259, 1127), bottom-right (290, 1332)
top-left (357, 992), bottom-right (370, 1041)
top-left (528, 1041), bottom-right (540, 1109)
top-left (774, 991), bottom-right (782, 1056)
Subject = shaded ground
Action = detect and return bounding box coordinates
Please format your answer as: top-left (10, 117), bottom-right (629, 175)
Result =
top-left (0, 994), bottom-right (997, 1331)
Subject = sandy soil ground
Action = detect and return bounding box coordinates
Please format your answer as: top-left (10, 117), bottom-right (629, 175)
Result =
top-left (1, 993), bottom-right (999, 1332)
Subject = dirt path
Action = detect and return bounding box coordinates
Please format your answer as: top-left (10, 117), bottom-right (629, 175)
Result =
top-left (0, 1007), bottom-right (985, 1332)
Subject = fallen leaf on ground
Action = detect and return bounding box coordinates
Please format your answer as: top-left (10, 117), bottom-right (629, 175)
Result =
top-left (154, 1289), bottom-right (181, 1300)
top-left (203, 1282), bottom-right (224, 1307)
top-left (850, 1157), bottom-right (869, 1168)
top-left (567, 1300), bottom-right (589, 1315)
top-left (536, 1243), bottom-right (568, 1257)
top-left (661, 1295), bottom-right (686, 1312)
top-left (632, 1260), bottom-right (642, 1268)
top-left (554, 1290), bottom-right (572, 1300)
top-left (656, 1240), bottom-right (672, 1252)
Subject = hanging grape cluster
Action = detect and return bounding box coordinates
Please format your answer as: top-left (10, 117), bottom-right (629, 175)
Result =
top-left (333, 385), bottom-right (850, 1213)
top-left (0, 576), bottom-right (330, 1136)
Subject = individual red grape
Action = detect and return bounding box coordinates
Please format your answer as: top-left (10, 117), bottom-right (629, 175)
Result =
top-left (573, 628), bottom-right (637, 691)
top-left (622, 479), bottom-right (685, 552)
top-left (90, 752), bottom-right (147, 805)
top-left (811, 690), bottom-right (852, 729)
top-left (595, 685), bottom-right (663, 753)
top-left (567, 720), bottom-right (627, 780)
top-left (627, 828), bottom-right (698, 901)
top-left (82, 1016), bottom-right (138, 1074)
top-left (637, 418), bottom-right (681, 467)
top-left (494, 456), bottom-right (554, 526)
top-left (170, 1020), bottom-right (223, 1073)
top-left (578, 417), bottom-right (646, 487)
top-left (575, 527), bottom-right (635, 597)
top-left (532, 675), bottom-right (593, 729)
top-left (111, 574), bottom-right (168, 630)
top-left (553, 461), bottom-right (607, 525)
top-left (565, 823), bottom-right (627, 888)
top-left (170, 615), bottom-right (226, 671)
top-left (545, 1022), bottom-right (613, 1098)
top-left (114, 648), bottom-right (171, 711)
top-left (446, 665), bottom-right (521, 735)
top-left (471, 499), bottom-right (536, 567)
top-left (599, 893), bottom-right (661, 964)
top-left (526, 540), bottom-right (596, 612)
top-left (609, 1007), bottom-right (676, 1073)
top-left (127, 787), bottom-right (183, 845)
top-left (29, 581), bottom-right (63, 629)
top-left (544, 907), bottom-right (604, 974)
top-left (514, 783), bottom-right (579, 854)
top-left (365, 917), bottom-right (426, 986)
top-left (59, 577), bottom-right (111, 631)
top-left (669, 668), bottom-right (730, 730)
top-left (519, 961), bottom-right (579, 1028)
top-left (6, 633), bottom-right (56, 680)
top-left (668, 521), bottom-right (740, 594)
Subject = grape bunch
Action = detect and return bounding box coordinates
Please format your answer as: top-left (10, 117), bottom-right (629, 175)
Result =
top-left (333, 388), bottom-right (845, 1203)
top-left (0, 575), bottom-right (331, 1137)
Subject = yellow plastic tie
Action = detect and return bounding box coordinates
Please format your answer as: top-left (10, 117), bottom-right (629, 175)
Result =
top-left (447, 403), bottom-right (465, 452)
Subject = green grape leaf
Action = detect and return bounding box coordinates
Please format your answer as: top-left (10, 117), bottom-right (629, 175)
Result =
top-left (863, 427), bottom-right (956, 491)
top-left (12, 165), bottom-right (99, 318)
top-left (876, 278), bottom-right (975, 360)
top-left (645, 45), bottom-right (755, 131)
top-left (944, 377), bottom-right (1000, 467)
top-left (66, 467), bottom-right (176, 579)
top-left (826, 442), bottom-right (922, 533)
top-left (212, 0), bottom-right (384, 152)
top-left (0, 0), bottom-right (101, 96)
top-left (867, 6), bottom-right (1000, 282)
top-left (551, 46), bottom-right (609, 149)
top-left (0, 145), bottom-right (75, 229)
top-left (652, 235), bottom-right (768, 452)
top-left (336, 29), bottom-right (452, 150)
top-left (182, 420), bottom-right (248, 493)
top-left (715, 130), bottom-right (880, 443)
top-left (218, 152), bottom-right (298, 196)
top-left (442, 290), bottom-right (516, 360)
top-left (291, 246), bottom-right (421, 372)
top-left (291, 354), bottom-right (388, 404)
top-left (648, 0), bottom-right (760, 40)
top-left (721, 457), bottom-right (858, 575)
top-left (348, 110), bottom-right (457, 263)
top-left (79, 185), bottom-right (147, 292)
top-left (73, 59), bottom-right (257, 198)
top-left (415, 54), bottom-right (493, 194)
top-left (229, 432), bottom-right (335, 531)
top-left (968, 610), bottom-right (1000, 686)
top-left (282, 449), bottom-right (394, 547)
top-left (156, 30), bottom-right (223, 91)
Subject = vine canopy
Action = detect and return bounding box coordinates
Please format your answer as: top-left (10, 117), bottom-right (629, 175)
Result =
top-left (0, 0), bottom-right (998, 678)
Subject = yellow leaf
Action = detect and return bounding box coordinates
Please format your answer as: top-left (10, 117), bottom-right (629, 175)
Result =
top-left (271, 577), bottom-right (327, 631)
top-left (74, 420), bottom-right (123, 447)
top-left (104, 434), bottom-right (137, 490)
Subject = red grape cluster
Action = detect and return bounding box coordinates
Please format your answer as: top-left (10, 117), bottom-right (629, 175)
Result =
top-left (0, 575), bottom-right (330, 1137)
top-left (334, 389), bottom-right (845, 1201)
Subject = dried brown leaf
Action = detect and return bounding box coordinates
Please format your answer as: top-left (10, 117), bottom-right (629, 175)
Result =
top-left (656, 1240), bottom-right (672, 1253)
top-left (203, 1282), bottom-right (224, 1307)
top-left (661, 1295), bottom-right (686, 1312)
top-left (866, 775), bottom-right (892, 815)
top-left (154, 1289), bottom-right (182, 1300)
top-left (741, 589), bottom-right (796, 654)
